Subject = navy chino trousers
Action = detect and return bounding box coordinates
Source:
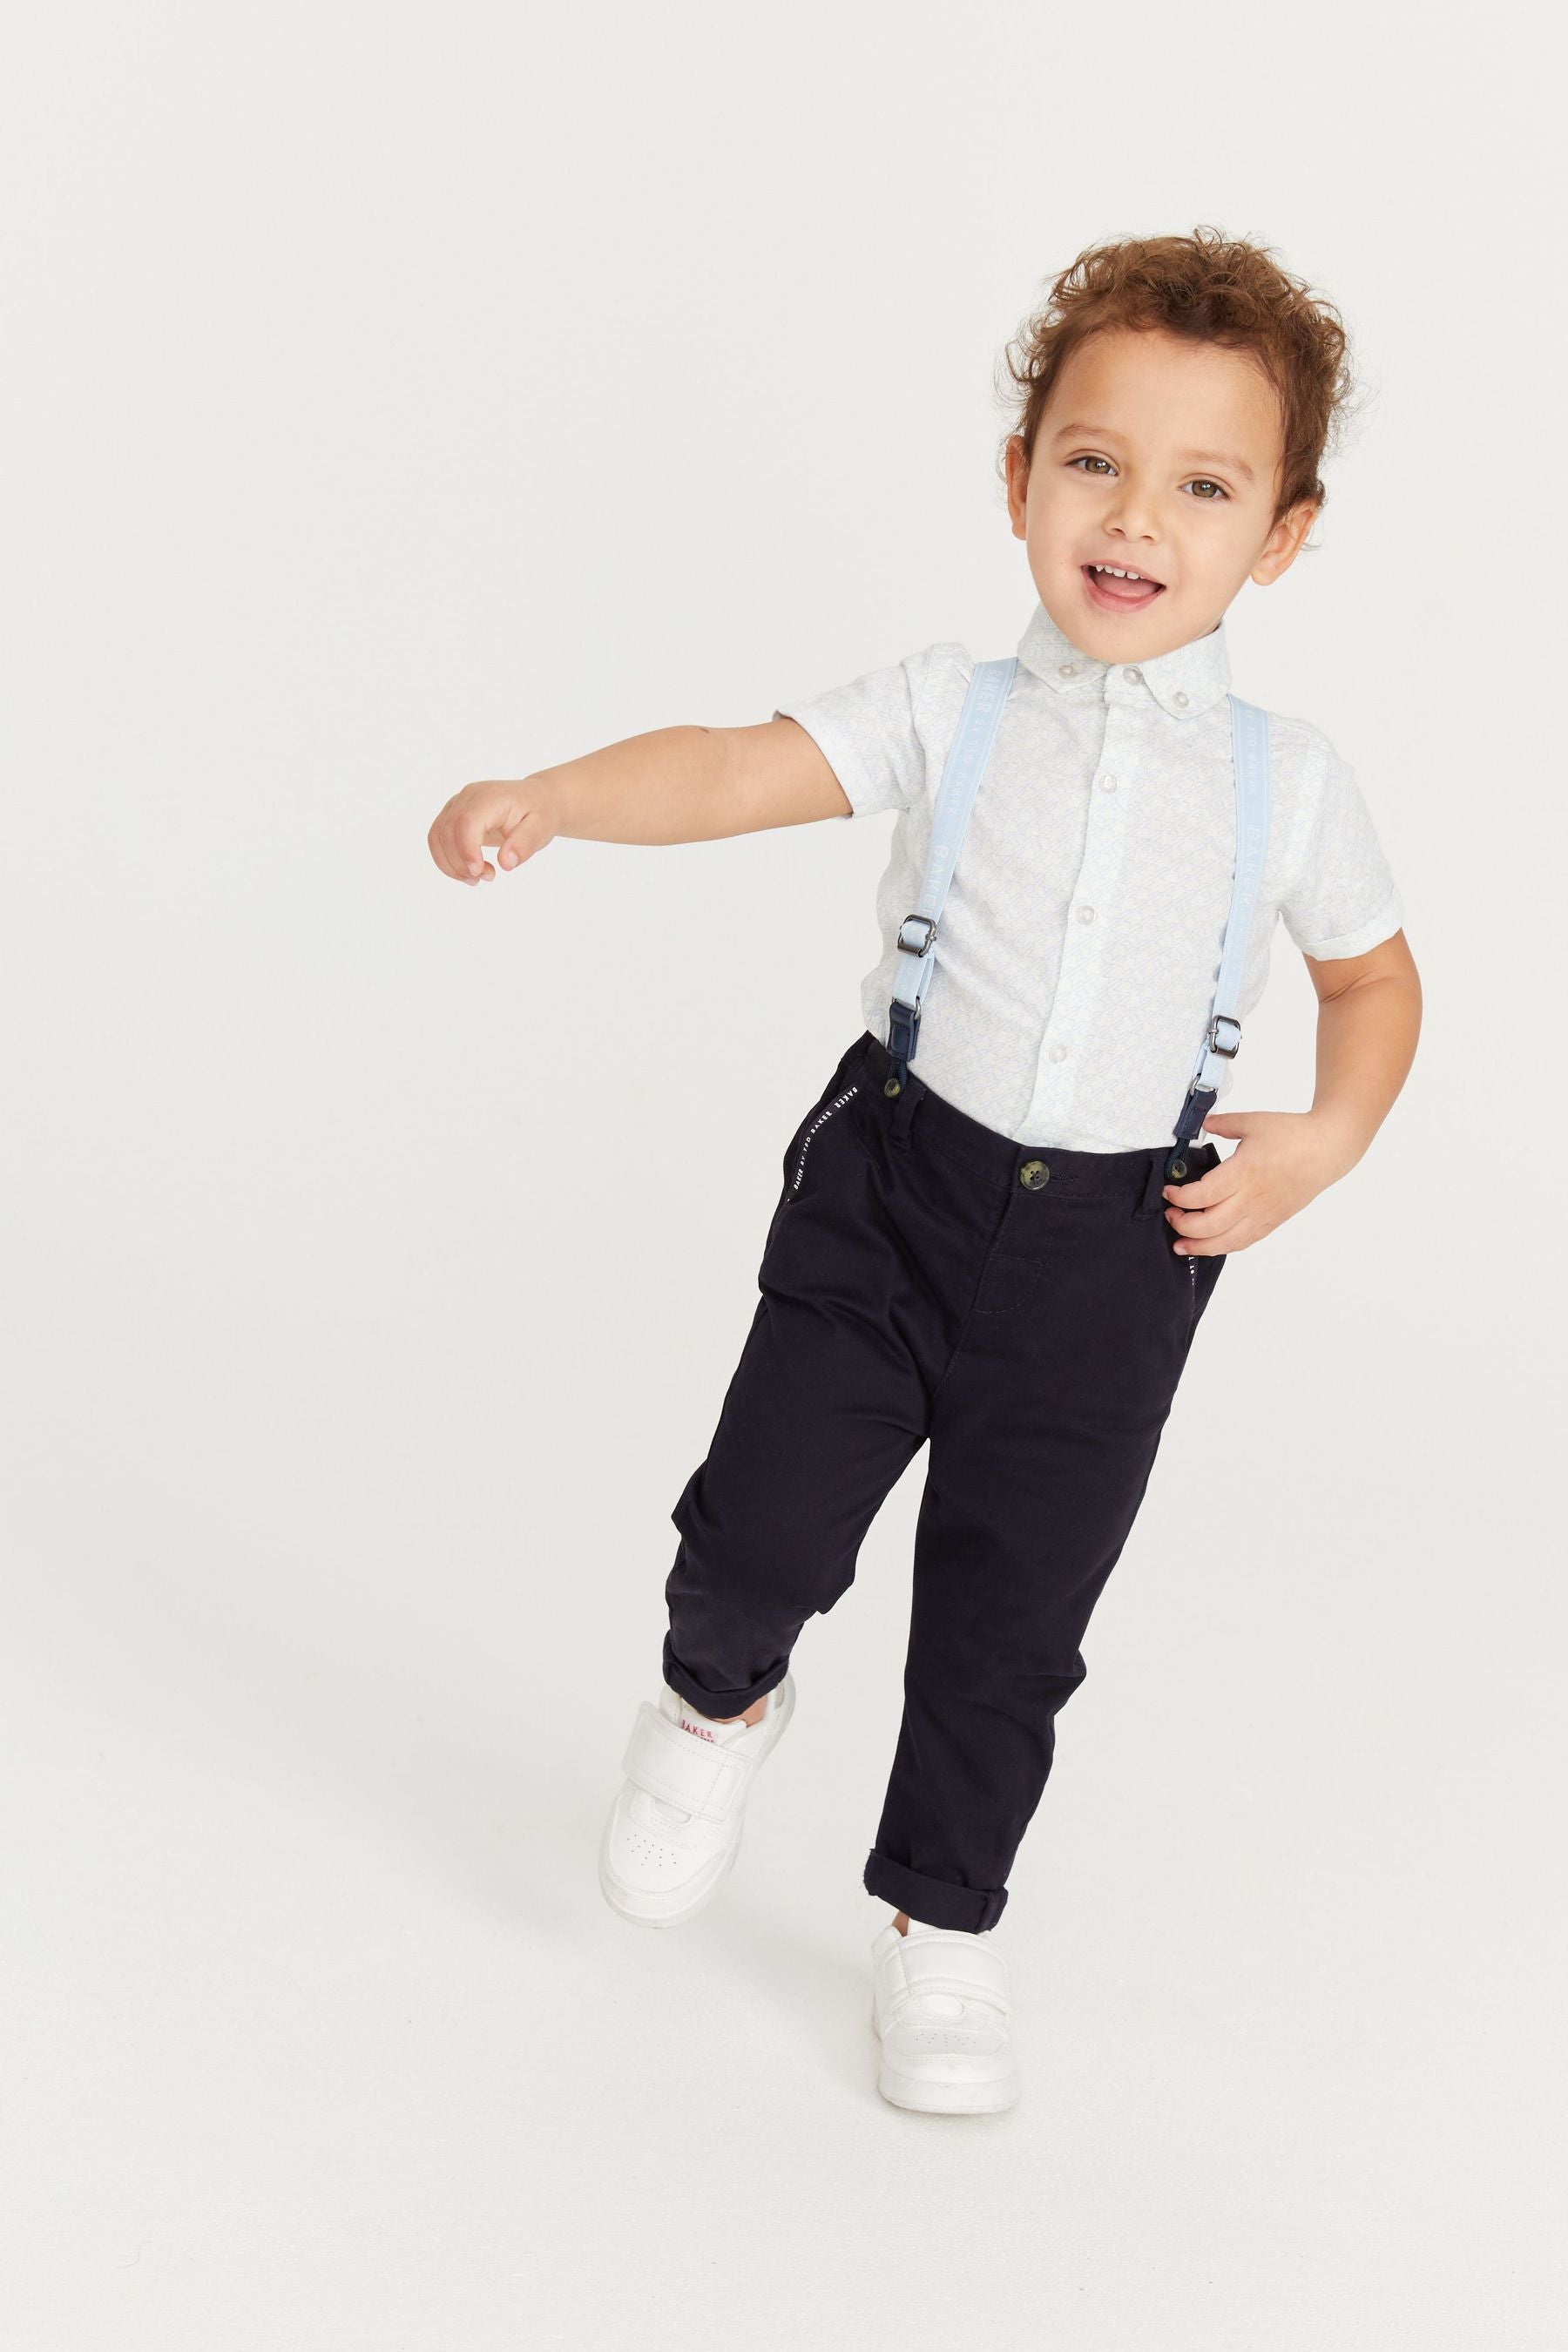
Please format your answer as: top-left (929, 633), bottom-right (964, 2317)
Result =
top-left (661, 1025), bottom-right (1226, 1932)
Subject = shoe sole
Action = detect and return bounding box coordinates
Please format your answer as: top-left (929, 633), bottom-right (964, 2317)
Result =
top-left (875, 2062), bottom-right (1021, 2115)
top-left (870, 1993), bottom-right (1021, 2113)
top-left (598, 1673), bottom-right (795, 1929)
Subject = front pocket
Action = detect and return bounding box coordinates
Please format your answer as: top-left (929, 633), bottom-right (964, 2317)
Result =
top-left (788, 1081), bottom-right (861, 1195)
top-left (1190, 1247), bottom-right (1226, 1333)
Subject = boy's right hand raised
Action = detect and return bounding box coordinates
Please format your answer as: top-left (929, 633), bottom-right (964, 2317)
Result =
top-left (428, 719), bottom-right (852, 871)
top-left (427, 779), bottom-right (558, 885)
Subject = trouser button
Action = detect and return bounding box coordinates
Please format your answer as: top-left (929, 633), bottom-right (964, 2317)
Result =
top-left (1018, 1159), bottom-right (1050, 1190)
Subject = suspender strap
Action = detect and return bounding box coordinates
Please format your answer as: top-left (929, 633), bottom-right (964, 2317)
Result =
top-left (883, 657), bottom-right (1017, 1093)
top-left (1165, 692), bottom-right (1272, 1178)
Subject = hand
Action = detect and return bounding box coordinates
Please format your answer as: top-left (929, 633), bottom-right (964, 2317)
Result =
top-left (1161, 1109), bottom-right (1359, 1255)
top-left (427, 777), bottom-right (561, 886)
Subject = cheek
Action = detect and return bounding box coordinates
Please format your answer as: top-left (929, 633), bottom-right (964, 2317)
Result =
top-left (1175, 528), bottom-right (1254, 601)
top-left (1024, 491), bottom-right (1078, 567)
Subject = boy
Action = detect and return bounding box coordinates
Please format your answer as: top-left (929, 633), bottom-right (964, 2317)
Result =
top-left (427, 229), bottom-right (1421, 2114)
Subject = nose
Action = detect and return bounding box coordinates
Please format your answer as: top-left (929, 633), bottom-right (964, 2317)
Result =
top-left (1102, 476), bottom-right (1161, 545)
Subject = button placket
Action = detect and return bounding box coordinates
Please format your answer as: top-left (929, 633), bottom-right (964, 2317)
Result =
top-left (1022, 706), bottom-right (1137, 1134)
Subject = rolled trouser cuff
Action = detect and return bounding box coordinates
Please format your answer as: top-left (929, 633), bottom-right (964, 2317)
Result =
top-left (862, 1848), bottom-right (1009, 1933)
top-left (659, 1635), bottom-right (787, 1720)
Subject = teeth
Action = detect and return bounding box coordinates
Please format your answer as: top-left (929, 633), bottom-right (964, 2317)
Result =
top-left (1090, 564), bottom-right (1152, 581)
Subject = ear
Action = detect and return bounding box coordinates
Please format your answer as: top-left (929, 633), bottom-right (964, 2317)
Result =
top-left (1252, 498), bottom-right (1319, 587)
top-left (1004, 435), bottom-right (1030, 538)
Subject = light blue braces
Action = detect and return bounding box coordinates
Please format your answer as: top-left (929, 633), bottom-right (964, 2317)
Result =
top-left (884, 658), bottom-right (1273, 1153)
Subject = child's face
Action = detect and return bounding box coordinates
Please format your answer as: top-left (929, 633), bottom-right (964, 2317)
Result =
top-left (1005, 326), bottom-right (1317, 659)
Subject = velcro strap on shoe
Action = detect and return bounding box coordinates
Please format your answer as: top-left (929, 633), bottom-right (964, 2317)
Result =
top-left (621, 1702), bottom-right (753, 1825)
top-left (889, 1935), bottom-right (1011, 2020)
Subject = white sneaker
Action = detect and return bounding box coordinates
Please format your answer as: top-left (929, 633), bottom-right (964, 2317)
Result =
top-left (598, 1673), bottom-right (796, 1928)
top-left (869, 1918), bottom-right (1021, 2113)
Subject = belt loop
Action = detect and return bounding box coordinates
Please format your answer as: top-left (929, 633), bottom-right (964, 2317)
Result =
top-left (889, 1073), bottom-right (921, 1150)
top-left (1134, 1152), bottom-right (1167, 1219)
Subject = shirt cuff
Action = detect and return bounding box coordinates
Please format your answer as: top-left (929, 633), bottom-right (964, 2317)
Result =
top-left (772, 703), bottom-right (887, 818)
top-left (1294, 886), bottom-right (1405, 961)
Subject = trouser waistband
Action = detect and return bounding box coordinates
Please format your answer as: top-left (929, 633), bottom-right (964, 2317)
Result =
top-left (850, 1030), bottom-right (1213, 1215)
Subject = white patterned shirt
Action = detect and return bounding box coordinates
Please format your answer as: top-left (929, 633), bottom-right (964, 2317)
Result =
top-left (774, 600), bottom-right (1405, 1152)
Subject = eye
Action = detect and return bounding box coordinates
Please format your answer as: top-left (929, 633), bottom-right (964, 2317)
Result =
top-left (1186, 477), bottom-right (1229, 501)
top-left (1068, 455), bottom-right (1114, 476)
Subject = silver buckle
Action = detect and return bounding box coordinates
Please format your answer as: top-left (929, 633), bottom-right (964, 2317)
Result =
top-left (896, 912), bottom-right (937, 956)
top-left (1206, 1012), bottom-right (1241, 1058)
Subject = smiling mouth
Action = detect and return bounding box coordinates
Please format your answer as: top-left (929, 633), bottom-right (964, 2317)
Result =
top-left (1081, 563), bottom-right (1166, 609)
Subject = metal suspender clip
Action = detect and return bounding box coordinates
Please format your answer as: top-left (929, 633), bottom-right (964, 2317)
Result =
top-left (1206, 1013), bottom-right (1242, 1058)
top-left (896, 913), bottom-right (937, 956)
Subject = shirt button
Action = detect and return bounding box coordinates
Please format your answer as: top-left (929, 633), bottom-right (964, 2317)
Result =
top-left (1058, 662), bottom-right (1078, 678)
top-left (1098, 773), bottom-right (1118, 792)
top-left (1076, 904), bottom-right (1096, 924)
top-left (1018, 1159), bottom-right (1050, 1190)
top-left (1123, 666), bottom-right (1141, 684)
top-left (1048, 1042), bottom-right (1068, 1063)
top-left (1173, 690), bottom-right (1188, 708)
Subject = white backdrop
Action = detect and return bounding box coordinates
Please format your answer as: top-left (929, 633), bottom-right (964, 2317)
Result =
top-left (3, 4), bottom-right (1563, 2346)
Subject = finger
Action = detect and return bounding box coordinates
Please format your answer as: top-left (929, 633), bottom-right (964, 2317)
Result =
top-left (452, 805), bottom-right (493, 879)
top-left (1166, 1195), bottom-right (1243, 1232)
top-left (1170, 1204), bottom-right (1240, 1241)
top-left (1168, 1204), bottom-right (1247, 1249)
top-left (1162, 1170), bottom-right (1233, 1210)
top-left (440, 835), bottom-right (483, 883)
top-left (497, 812), bottom-right (549, 871)
top-left (427, 803), bottom-right (464, 880)
top-left (433, 804), bottom-right (485, 882)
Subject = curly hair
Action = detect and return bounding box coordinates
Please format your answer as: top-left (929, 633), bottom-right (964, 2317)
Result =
top-left (997, 226), bottom-right (1359, 530)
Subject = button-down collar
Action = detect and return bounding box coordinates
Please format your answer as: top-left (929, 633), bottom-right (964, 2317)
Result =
top-left (1015, 598), bottom-right (1231, 720)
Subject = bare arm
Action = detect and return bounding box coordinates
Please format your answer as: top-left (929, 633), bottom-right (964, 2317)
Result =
top-left (1162, 928), bottom-right (1423, 1256)
top-left (427, 717), bottom-right (851, 882)
top-left (1297, 927), bottom-right (1423, 1172)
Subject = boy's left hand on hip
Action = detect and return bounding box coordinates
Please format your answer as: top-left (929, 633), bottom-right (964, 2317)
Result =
top-left (1163, 1109), bottom-right (1361, 1254)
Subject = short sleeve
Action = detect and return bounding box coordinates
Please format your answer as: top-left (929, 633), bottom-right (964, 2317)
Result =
top-left (1279, 735), bottom-right (1405, 959)
top-left (772, 645), bottom-right (936, 818)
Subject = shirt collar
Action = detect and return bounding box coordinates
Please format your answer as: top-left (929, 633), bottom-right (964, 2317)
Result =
top-left (1015, 598), bottom-right (1231, 720)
